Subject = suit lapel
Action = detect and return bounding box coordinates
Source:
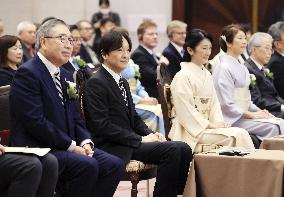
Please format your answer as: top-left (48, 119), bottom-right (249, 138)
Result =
top-left (169, 43), bottom-right (183, 60)
top-left (138, 45), bottom-right (158, 66)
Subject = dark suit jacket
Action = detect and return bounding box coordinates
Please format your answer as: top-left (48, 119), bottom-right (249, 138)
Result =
top-left (83, 66), bottom-right (152, 162)
top-left (79, 44), bottom-right (93, 64)
top-left (131, 45), bottom-right (159, 98)
top-left (267, 51), bottom-right (284, 99)
top-left (162, 43), bottom-right (182, 79)
top-left (0, 67), bottom-right (16, 86)
top-left (62, 61), bottom-right (76, 76)
top-left (10, 55), bottom-right (90, 149)
top-left (245, 58), bottom-right (284, 116)
top-left (21, 41), bottom-right (34, 64)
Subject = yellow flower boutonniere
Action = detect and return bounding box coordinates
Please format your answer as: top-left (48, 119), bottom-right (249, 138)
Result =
top-left (264, 68), bottom-right (274, 79)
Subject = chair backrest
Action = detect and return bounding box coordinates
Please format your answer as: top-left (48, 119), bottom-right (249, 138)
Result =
top-left (0, 85), bottom-right (10, 131)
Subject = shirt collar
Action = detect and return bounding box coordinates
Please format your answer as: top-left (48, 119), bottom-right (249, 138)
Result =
top-left (170, 41), bottom-right (184, 54)
top-left (102, 64), bottom-right (121, 85)
top-left (250, 57), bottom-right (264, 70)
top-left (140, 44), bottom-right (154, 55)
top-left (37, 52), bottom-right (60, 77)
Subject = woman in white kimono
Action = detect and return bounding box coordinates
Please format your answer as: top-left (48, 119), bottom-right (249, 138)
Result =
top-left (213, 24), bottom-right (283, 141)
top-left (169, 29), bottom-right (254, 153)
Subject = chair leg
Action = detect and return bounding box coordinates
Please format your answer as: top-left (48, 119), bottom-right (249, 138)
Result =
top-left (130, 172), bottom-right (139, 197)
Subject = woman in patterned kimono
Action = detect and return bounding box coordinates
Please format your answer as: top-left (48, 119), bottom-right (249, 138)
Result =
top-left (169, 29), bottom-right (254, 153)
top-left (213, 24), bottom-right (283, 141)
top-left (122, 59), bottom-right (165, 135)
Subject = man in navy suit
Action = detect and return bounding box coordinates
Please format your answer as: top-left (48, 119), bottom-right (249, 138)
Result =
top-left (267, 21), bottom-right (284, 99)
top-left (131, 20), bottom-right (169, 99)
top-left (162, 20), bottom-right (187, 80)
top-left (246, 32), bottom-right (284, 118)
top-left (84, 31), bottom-right (192, 197)
top-left (10, 18), bottom-right (124, 197)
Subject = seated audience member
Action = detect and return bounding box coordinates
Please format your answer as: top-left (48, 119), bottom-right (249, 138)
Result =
top-left (17, 21), bottom-right (36, 63)
top-left (131, 20), bottom-right (169, 99)
top-left (83, 31), bottom-right (192, 197)
top-left (92, 18), bottom-right (115, 55)
top-left (245, 32), bottom-right (284, 118)
top-left (91, 0), bottom-right (120, 29)
top-left (0, 19), bottom-right (4, 36)
top-left (239, 23), bottom-right (252, 63)
top-left (9, 18), bottom-right (124, 197)
top-left (162, 20), bottom-right (187, 80)
top-left (77, 20), bottom-right (99, 64)
top-left (0, 143), bottom-right (58, 197)
top-left (122, 59), bottom-right (165, 135)
top-left (0, 35), bottom-right (23, 86)
top-left (62, 25), bottom-right (83, 76)
top-left (213, 24), bottom-right (284, 142)
top-left (169, 29), bottom-right (254, 153)
top-left (267, 21), bottom-right (284, 99)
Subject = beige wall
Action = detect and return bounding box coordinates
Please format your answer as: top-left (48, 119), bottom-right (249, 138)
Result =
top-left (0, 0), bottom-right (172, 52)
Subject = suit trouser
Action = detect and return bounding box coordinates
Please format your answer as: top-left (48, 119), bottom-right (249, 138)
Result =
top-left (0, 153), bottom-right (58, 197)
top-left (132, 141), bottom-right (192, 197)
top-left (52, 148), bottom-right (124, 197)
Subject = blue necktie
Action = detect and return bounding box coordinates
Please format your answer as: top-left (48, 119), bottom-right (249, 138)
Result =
top-left (152, 53), bottom-right (159, 63)
top-left (180, 49), bottom-right (185, 57)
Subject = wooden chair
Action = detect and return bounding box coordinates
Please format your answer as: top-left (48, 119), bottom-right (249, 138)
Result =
top-left (0, 85), bottom-right (11, 145)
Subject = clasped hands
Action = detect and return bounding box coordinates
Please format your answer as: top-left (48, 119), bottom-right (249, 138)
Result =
top-left (243, 109), bottom-right (274, 119)
top-left (72, 143), bottom-right (94, 157)
top-left (142, 133), bottom-right (166, 143)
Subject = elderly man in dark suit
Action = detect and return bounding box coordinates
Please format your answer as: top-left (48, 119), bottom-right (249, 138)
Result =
top-left (10, 18), bottom-right (124, 197)
top-left (246, 32), bottom-right (284, 118)
top-left (131, 20), bottom-right (169, 99)
top-left (162, 20), bottom-right (187, 80)
top-left (83, 31), bottom-right (192, 197)
top-left (267, 21), bottom-right (284, 99)
top-left (17, 21), bottom-right (36, 64)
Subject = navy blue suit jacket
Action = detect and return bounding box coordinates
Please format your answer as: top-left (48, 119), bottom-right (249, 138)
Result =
top-left (162, 43), bottom-right (182, 79)
top-left (10, 55), bottom-right (91, 150)
top-left (79, 44), bottom-right (93, 64)
top-left (245, 58), bottom-right (284, 117)
top-left (131, 45), bottom-right (159, 98)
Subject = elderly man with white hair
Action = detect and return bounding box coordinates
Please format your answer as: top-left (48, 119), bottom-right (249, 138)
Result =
top-left (245, 32), bottom-right (284, 118)
top-left (17, 21), bottom-right (36, 63)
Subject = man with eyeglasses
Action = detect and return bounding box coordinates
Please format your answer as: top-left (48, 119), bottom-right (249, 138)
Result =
top-left (77, 20), bottom-right (99, 65)
top-left (267, 21), bottom-right (284, 99)
top-left (9, 18), bottom-right (124, 197)
top-left (162, 20), bottom-right (187, 80)
top-left (245, 32), bottom-right (284, 118)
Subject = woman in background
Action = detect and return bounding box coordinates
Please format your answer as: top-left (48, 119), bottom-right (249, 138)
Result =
top-left (169, 29), bottom-right (254, 153)
top-left (0, 35), bottom-right (23, 86)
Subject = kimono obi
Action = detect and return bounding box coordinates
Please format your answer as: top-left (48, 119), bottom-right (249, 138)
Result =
top-left (127, 78), bottom-right (137, 94)
top-left (193, 96), bottom-right (212, 120)
top-left (233, 87), bottom-right (249, 111)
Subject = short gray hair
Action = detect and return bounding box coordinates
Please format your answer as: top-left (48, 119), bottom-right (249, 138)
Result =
top-left (16, 21), bottom-right (35, 34)
top-left (166, 20), bottom-right (187, 37)
top-left (268, 21), bottom-right (284, 46)
top-left (35, 18), bottom-right (68, 51)
top-left (247, 32), bottom-right (273, 54)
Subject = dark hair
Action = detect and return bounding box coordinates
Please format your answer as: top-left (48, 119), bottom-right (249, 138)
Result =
top-left (100, 18), bottom-right (114, 27)
top-left (183, 29), bottom-right (213, 62)
top-left (69, 24), bottom-right (79, 32)
top-left (41, 17), bottom-right (57, 26)
top-left (0, 35), bottom-right (21, 68)
top-left (110, 26), bottom-right (129, 36)
top-left (219, 24), bottom-right (244, 52)
top-left (99, 0), bottom-right (110, 6)
top-left (98, 31), bottom-right (132, 63)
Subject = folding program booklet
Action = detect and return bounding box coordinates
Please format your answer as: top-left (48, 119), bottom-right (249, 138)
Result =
top-left (4, 147), bottom-right (51, 157)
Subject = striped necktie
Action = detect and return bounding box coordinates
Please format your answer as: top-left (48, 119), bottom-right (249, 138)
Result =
top-left (119, 77), bottom-right (128, 106)
top-left (54, 71), bottom-right (64, 105)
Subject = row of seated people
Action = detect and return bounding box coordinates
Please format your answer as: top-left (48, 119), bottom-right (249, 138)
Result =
top-left (0, 17), bottom-right (284, 196)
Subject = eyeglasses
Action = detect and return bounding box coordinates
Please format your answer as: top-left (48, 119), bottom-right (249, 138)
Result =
top-left (45, 35), bottom-right (74, 45)
top-left (72, 37), bottom-right (82, 42)
top-left (173, 31), bottom-right (187, 36)
top-left (255, 46), bottom-right (273, 53)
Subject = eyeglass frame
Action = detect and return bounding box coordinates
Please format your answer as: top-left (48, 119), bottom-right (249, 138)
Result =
top-left (44, 34), bottom-right (75, 45)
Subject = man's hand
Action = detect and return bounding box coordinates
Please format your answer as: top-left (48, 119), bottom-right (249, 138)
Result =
top-left (142, 133), bottom-right (166, 143)
top-left (154, 132), bottom-right (167, 142)
top-left (138, 97), bottom-right (158, 105)
top-left (0, 144), bottom-right (5, 156)
top-left (72, 146), bottom-right (87, 155)
top-left (82, 144), bottom-right (94, 157)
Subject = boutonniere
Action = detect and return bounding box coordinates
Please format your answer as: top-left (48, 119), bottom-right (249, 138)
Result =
top-left (133, 63), bottom-right (141, 80)
top-left (263, 68), bottom-right (274, 79)
top-left (74, 56), bottom-right (87, 69)
top-left (66, 81), bottom-right (78, 99)
top-left (249, 74), bottom-right (257, 88)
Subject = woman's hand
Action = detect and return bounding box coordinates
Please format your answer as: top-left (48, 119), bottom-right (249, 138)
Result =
top-left (207, 122), bottom-right (231, 129)
top-left (243, 110), bottom-right (274, 119)
top-left (138, 97), bottom-right (158, 105)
